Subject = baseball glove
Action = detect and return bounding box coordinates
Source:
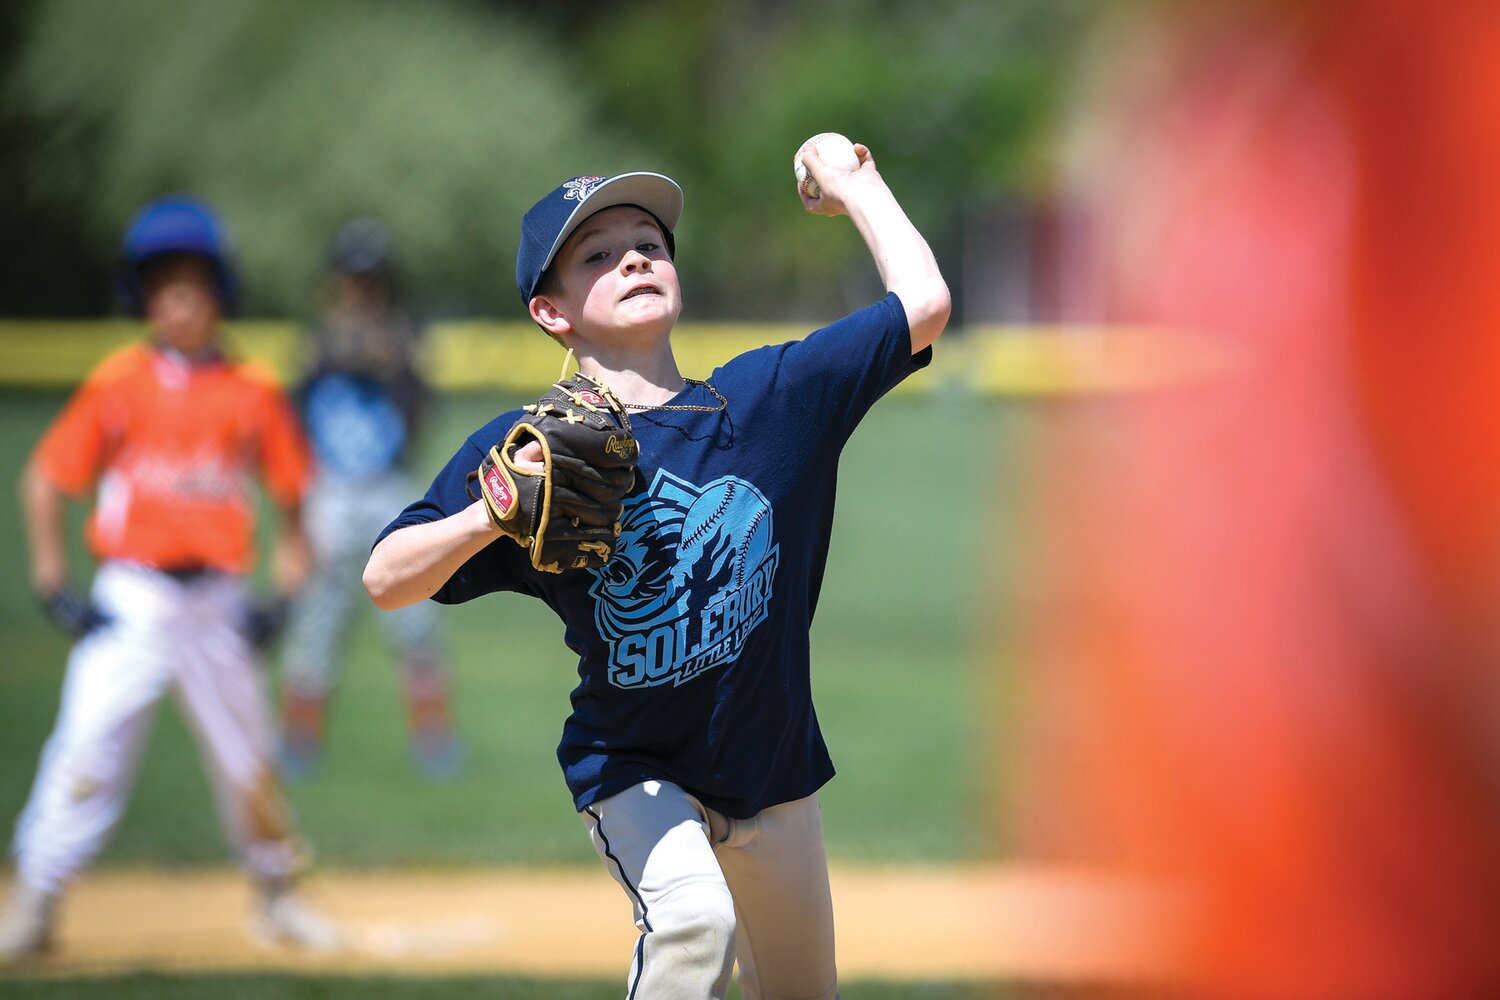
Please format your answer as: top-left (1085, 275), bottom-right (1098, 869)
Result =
top-left (243, 595), bottom-right (290, 653)
top-left (472, 373), bottom-right (638, 573)
top-left (41, 585), bottom-right (111, 637)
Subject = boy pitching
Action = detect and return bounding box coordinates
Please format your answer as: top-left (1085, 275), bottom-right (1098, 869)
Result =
top-left (0, 197), bottom-right (342, 959)
top-left (364, 143), bottom-right (948, 998)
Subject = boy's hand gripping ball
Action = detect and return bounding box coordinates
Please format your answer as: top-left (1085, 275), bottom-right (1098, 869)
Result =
top-left (794, 133), bottom-right (861, 199)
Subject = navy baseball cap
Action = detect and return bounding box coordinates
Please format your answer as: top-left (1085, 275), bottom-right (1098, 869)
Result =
top-left (516, 172), bottom-right (683, 305)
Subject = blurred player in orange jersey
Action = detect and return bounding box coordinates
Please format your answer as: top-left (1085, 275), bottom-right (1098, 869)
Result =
top-left (1016, 0), bottom-right (1500, 995)
top-left (0, 197), bottom-right (343, 960)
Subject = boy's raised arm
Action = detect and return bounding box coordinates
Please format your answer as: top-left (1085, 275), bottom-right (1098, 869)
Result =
top-left (798, 141), bottom-right (951, 353)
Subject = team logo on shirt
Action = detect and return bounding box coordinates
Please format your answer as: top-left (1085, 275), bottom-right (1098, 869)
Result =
top-left (589, 470), bottom-right (780, 690)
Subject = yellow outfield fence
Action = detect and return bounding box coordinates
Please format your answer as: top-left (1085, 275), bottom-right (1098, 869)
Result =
top-left (0, 320), bottom-right (1241, 396)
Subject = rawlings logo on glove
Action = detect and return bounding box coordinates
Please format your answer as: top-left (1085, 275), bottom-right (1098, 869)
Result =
top-left (481, 462), bottom-right (517, 518)
top-left (472, 372), bottom-right (638, 573)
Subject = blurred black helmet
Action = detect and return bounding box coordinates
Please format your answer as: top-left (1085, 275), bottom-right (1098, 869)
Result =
top-left (328, 217), bottom-right (394, 277)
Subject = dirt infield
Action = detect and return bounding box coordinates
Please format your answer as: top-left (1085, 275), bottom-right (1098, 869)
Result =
top-left (2, 865), bottom-right (1186, 982)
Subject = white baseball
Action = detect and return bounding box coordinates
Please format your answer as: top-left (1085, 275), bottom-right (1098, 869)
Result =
top-left (794, 132), bottom-right (861, 199)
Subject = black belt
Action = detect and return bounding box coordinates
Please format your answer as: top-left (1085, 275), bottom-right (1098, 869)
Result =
top-left (159, 565), bottom-right (218, 583)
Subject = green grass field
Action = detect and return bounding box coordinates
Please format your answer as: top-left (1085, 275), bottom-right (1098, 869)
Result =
top-left (0, 384), bottom-right (1032, 994)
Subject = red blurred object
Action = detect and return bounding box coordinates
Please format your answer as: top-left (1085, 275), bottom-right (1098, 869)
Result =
top-left (1019, 1), bottom-right (1500, 995)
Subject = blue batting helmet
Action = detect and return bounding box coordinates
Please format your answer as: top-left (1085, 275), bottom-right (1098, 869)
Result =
top-left (118, 196), bottom-right (239, 316)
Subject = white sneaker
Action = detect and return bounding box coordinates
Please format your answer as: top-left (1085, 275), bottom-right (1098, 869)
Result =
top-left (0, 883), bottom-right (55, 961)
top-left (250, 888), bottom-right (345, 953)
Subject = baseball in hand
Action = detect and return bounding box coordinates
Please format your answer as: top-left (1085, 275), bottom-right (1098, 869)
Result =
top-left (795, 132), bottom-right (861, 199)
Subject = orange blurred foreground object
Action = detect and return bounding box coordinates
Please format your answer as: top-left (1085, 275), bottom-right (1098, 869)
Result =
top-left (1014, 1), bottom-right (1500, 996)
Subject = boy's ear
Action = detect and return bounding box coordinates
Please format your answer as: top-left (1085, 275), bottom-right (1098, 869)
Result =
top-left (529, 293), bottom-right (573, 339)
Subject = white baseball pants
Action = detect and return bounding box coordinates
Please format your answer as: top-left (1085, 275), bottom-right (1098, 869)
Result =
top-left (281, 471), bottom-right (440, 695)
top-left (11, 562), bottom-right (305, 895)
top-left (582, 781), bottom-right (839, 1000)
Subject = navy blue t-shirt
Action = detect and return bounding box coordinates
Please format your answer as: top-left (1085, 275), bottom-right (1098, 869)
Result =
top-left (378, 293), bottom-right (930, 818)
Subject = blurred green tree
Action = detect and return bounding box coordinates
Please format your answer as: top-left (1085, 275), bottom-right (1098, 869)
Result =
top-left (4, 0), bottom-right (651, 317)
top-left (565, 0), bottom-right (1093, 319)
top-left (2, 0), bottom-right (1091, 320)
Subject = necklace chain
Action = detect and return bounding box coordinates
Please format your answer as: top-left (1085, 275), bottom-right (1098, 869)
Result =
top-left (623, 378), bottom-right (727, 413)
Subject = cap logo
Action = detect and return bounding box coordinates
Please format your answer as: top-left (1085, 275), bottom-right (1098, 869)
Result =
top-left (563, 176), bottom-right (607, 203)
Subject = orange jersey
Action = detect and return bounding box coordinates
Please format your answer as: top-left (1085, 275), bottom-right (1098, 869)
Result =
top-left (32, 342), bottom-right (313, 573)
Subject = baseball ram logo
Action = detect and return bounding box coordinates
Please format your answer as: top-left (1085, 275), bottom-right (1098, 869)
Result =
top-left (589, 470), bottom-right (779, 690)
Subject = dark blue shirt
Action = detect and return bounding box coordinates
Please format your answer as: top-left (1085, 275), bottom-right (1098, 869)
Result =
top-left (302, 372), bottom-right (409, 478)
top-left (378, 293), bottom-right (930, 817)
